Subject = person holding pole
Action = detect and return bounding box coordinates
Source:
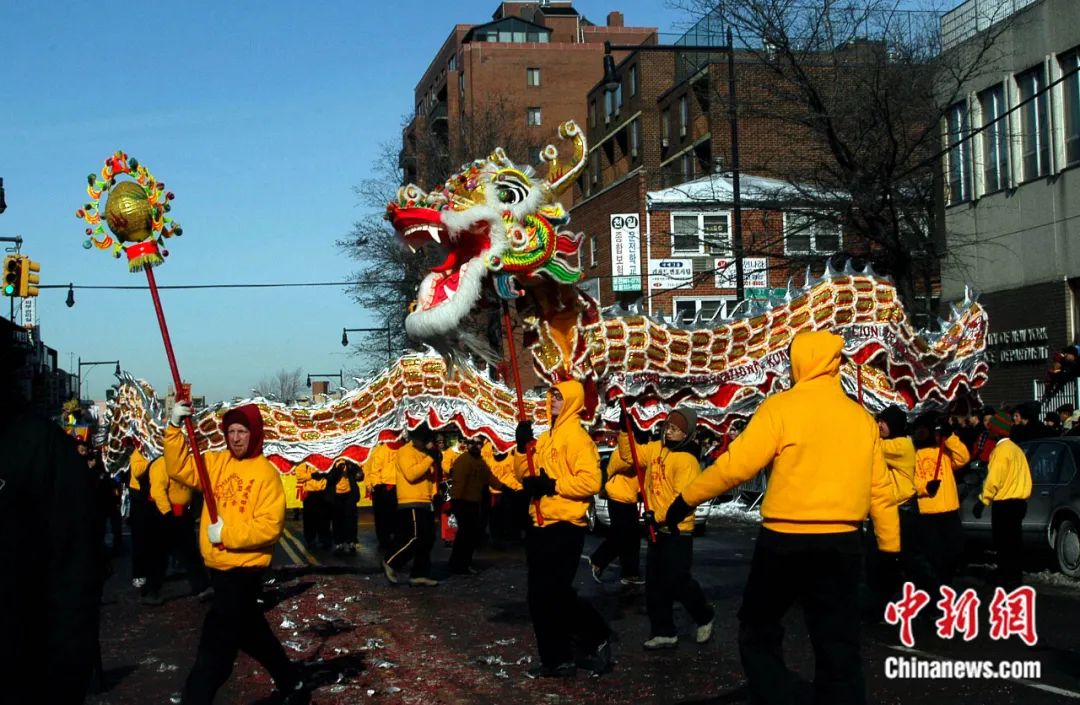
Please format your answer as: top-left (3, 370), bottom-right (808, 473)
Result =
top-left (166, 401), bottom-right (306, 705)
top-left (588, 425), bottom-right (646, 586)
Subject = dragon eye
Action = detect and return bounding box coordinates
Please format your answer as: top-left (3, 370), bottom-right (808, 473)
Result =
top-left (496, 182), bottom-right (527, 205)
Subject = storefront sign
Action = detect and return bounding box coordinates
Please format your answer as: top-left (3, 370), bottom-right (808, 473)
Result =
top-left (648, 258), bottom-right (694, 290)
top-left (985, 326), bottom-right (1049, 364)
top-left (610, 213), bottom-right (641, 292)
top-left (714, 257), bottom-right (768, 289)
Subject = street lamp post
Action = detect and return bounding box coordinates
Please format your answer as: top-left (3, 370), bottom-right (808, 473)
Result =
top-left (341, 326), bottom-right (393, 361)
top-left (306, 371), bottom-right (344, 390)
top-left (77, 357), bottom-right (121, 404)
top-left (603, 29), bottom-right (745, 304)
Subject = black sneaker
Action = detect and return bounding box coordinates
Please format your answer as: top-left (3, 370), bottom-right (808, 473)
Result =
top-left (141, 592), bottom-right (164, 607)
top-left (526, 662), bottom-right (576, 679)
top-left (578, 641), bottom-right (614, 675)
top-left (280, 680), bottom-right (311, 705)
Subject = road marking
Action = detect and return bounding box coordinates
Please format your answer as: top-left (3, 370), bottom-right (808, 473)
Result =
top-left (277, 533), bottom-right (304, 565)
top-left (282, 528), bottom-right (321, 566)
top-left (885, 644), bottom-right (1080, 699)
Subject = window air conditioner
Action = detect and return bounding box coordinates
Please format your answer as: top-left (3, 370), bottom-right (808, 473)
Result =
top-left (661, 137), bottom-right (670, 148)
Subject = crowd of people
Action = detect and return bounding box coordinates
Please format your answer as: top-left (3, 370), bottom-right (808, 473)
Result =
top-left (1, 327), bottom-right (1057, 705)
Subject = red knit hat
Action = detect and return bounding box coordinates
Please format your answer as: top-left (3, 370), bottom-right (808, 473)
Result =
top-left (986, 410), bottom-right (1012, 438)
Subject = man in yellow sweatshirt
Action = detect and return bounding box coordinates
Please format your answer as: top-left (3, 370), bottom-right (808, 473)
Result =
top-left (364, 431), bottom-right (402, 554)
top-left (383, 425), bottom-right (441, 587)
top-left (665, 331), bottom-right (899, 705)
top-left (514, 380), bottom-right (612, 678)
top-left (127, 441), bottom-right (153, 591)
top-left (624, 408), bottom-right (715, 650)
top-left (141, 456), bottom-right (211, 606)
top-left (167, 401), bottom-right (304, 705)
top-left (974, 411), bottom-right (1032, 589)
top-left (911, 413), bottom-right (970, 589)
top-left (588, 427), bottom-right (645, 586)
top-left (294, 461), bottom-right (331, 550)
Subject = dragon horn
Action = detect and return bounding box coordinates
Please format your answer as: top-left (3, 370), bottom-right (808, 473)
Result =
top-left (541, 121), bottom-right (588, 197)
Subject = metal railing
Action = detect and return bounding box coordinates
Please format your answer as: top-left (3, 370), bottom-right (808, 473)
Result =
top-left (941, 0), bottom-right (1038, 50)
top-left (1034, 378), bottom-right (1080, 413)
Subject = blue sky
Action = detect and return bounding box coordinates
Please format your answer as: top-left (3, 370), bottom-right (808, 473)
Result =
top-left (0, 0), bottom-right (687, 403)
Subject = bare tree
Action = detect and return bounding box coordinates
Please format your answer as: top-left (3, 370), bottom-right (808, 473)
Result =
top-left (255, 367), bottom-right (304, 404)
top-left (668, 0), bottom-right (1011, 321)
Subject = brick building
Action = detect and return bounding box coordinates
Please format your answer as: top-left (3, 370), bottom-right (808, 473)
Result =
top-left (401, 0), bottom-right (656, 203)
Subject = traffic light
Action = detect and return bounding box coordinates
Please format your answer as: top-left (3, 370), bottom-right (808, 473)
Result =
top-left (19, 257), bottom-right (40, 297)
top-left (2, 255), bottom-right (19, 296)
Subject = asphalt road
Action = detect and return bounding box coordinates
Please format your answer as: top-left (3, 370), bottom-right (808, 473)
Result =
top-left (86, 511), bottom-right (1080, 704)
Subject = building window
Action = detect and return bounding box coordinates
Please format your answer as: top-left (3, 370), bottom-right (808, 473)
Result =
top-left (591, 151), bottom-right (599, 185)
top-left (1017, 65), bottom-right (1050, 180)
top-left (784, 213), bottom-right (842, 254)
top-left (528, 146), bottom-right (542, 163)
top-left (614, 84), bottom-right (623, 115)
top-left (681, 153), bottom-right (693, 181)
top-left (527, 107), bottom-right (542, 126)
top-left (671, 213), bottom-right (729, 255)
top-left (630, 119), bottom-right (639, 158)
top-left (527, 67), bottom-right (541, 86)
top-left (674, 297), bottom-right (732, 323)
top-left (604, 90), bottom-right (613, 123)
top-left (679, 95), bottom-right (689, 137)
top-left (448, 55), bottom-right (457, 72)
top-left (1061, 49), bottom-right (1080, 166)
top-left (590, 235), bottom-right (599, 268)
top-left (629, 64), bottom-right (638, 97)
top-left (661, 110), bottom-right (671, 147)
top-left (979, 84), bottom-right (1008, 193)
top-left (946, 101), bottom-right (971, 203)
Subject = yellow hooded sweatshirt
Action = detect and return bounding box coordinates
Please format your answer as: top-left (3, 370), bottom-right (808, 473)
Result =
top-left (681, 331), bottom-right (900, 552)
top-left (394, 443), bottom-right (437, 507)
top-left (488, 450), bottom-right (523, 491)
top-left (364, 443), bottom-right (398, 487)
top-left (294, 462), bottom-right (327, 495)
top-left (882, 436), bottom-right (917, 505)
top-left (513, 380), bottom-right (601, 527)
top-left (604, 448), bottom-right (640, 505)
top-left (164, 424), bottom-right (285, 571)
top-left (617, 432), bottom-right (698, 532)
top-left (129, 447), bottom-right (150, 492)
top-left (979, 437), bottom-right (1032, 505)
top-left (914, 434), bottom-right (970, 514)
top-left (149, 455), bottom-right (194, 516)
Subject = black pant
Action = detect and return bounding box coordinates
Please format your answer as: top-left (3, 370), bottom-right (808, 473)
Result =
top-left (332, 492), bottom-right (359, 545)
top-left (372, 485), bottom-right (398, 553)
top-left (104, 505), bottom-right (123, 554)
top-left (181, 568), bottom-right (296, 705)
top-left (646, 531), bottom-right (713, 636)
top-left (302, 491), bottom-right (331, 547)
top-left (991, 499), bottom-right (1027, 589)
top-left (526, 522), bottom-right (611, 667)
top-left (145, 509), bottom-right (210, 597)
top-left (590, 499), bottom-right (642, 578)
top-left (386, 507), bottom-right (435, 578)
top-left (129, 496), bottom-right (153, 580)
top-left (919, 510), bottom-right (964, 590)
top-left (738, 528), bottom-right (865, 705)
top-left (449, 499), bottom-right (481, 571)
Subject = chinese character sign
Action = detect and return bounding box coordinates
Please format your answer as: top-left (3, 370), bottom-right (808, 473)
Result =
top-left (647, 258), bottom-right (694, 290)
top-left (884, 583), bottom-right (1038, 648)
top-left (610, 213), bottom-right (642, 292)
top-left (714, 257), bottom-right (768, 290)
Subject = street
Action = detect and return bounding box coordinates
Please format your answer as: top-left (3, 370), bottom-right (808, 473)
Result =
top-left (85, 511), bottom-right (1080, 705)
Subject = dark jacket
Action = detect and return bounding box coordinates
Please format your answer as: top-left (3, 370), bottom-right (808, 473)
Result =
top-left (0, 405), bottom-right (103, 704)
top-left (450, 451), bottom-right (492, 504)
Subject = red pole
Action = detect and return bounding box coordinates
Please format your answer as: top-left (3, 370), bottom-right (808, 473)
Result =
top-left (620, 398), bottom-right (655, 543)
top-left (501, 301), bottom-right (544, 526)
top-left (144, 267), bottom-right (218, 522)
top-left (856, 363), bottom-right (864, 406)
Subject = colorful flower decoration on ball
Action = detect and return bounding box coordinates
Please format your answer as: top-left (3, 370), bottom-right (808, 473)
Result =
top-left (75, 151), bottom-right (182, 272)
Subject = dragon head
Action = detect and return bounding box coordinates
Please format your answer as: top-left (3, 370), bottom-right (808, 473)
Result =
top-left (386, 121), bottom-right (588, 359)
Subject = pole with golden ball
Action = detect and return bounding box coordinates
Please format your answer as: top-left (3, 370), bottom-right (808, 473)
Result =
top-left (76, 151), bottom-right (219, 523)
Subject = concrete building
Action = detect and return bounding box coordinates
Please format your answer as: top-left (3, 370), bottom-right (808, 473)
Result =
top-left (400, 0), bottom-right (656, 203)
top-left (939, 0), bottom-right (1080, 406)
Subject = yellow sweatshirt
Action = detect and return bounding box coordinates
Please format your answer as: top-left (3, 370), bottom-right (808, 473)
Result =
top-left (619, 433), bottom-right (698, 532)
top-left (294, 462), bottom-right (327, 494)
top-left (980, 438), bottom-right (1032, 504)
top-left (364, 443), bottom-right (398, 487)
top-left (681, 331), bottom-right (900, 552)
top-left (513, 380), bottom-right (601, 528)
top-left (129, 448), bottom-right (150, 492)
top-left (914, 434), bottom-right (970, 515)
top-left (489, 451), bottom-right (522, 491)
top-left (395, 443), bottom-right (437, 507)
top-left (441, 446), bottom-right (462, 476)
top-left (882, 436), bottom-right (917, 505)
top-left (149, 455), bottom-right (194, 516)
top-left (604, 449), bottom-right (640, 505)
top-left (164, 425), bottom-right (285, 571)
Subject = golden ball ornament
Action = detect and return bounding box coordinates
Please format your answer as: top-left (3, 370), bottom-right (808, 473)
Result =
top-left (103, 181), bottom-right (154, 243)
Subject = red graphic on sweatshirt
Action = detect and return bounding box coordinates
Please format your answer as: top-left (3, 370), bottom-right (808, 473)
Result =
top-left (935, 586), bottom-right (981, 641)
top-left (884, 582), bottom-right (931, 647)
top-left (988, 586), bottom-right (1037, 646)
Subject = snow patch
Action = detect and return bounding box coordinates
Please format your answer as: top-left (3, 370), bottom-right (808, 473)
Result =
top-left (709, 500), bottom-right (763, 523)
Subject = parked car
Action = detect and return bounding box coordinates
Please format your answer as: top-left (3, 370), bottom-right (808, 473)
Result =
top-left (587, 447), bottom-right (710, 535)
top-left (958, 437), bottom-right (1080, 577)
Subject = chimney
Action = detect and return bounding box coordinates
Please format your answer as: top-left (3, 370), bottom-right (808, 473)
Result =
top-left (607, 11), bottom-right (624, 27)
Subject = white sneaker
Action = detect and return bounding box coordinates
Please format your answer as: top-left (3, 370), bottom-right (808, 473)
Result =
top-left (642, 635), bottom-right (678, 650)
top-left (409, 576), bottom-right (440, 587)
top-left (695, 618), bottom-right (714, 644)
top-left (132, 577), bottom-right (146, 589)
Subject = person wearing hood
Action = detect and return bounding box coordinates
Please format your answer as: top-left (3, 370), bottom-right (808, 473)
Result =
top-left (383, 424), bottom-right (441, 587)
top-left (127, 440), bottom-right (153, 591)
top-left (167, 401), bottom-right (305, 705)
top-left (911, 412), bottom-right (970, 590)
top-left (448, 438), bottom-right (494, 574)
top-left (328, 457), bottom-right (362, 555)
top-left (664, 331), bottom-right (899, 705)
top-left (514, 379), bottom-right (613, 678)
top-left (974, 411), bottom-right (1032, 588)
top-left (589, 426), bottom-right (647, 587)
top-left (364, 430), bottom-right (404, 553)
top-left (294, 461), bottom-right (332, 550)
top-left (143, 454), bottom-right (212, 606)
top-left (620, 408), bottom-right (715, 650)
